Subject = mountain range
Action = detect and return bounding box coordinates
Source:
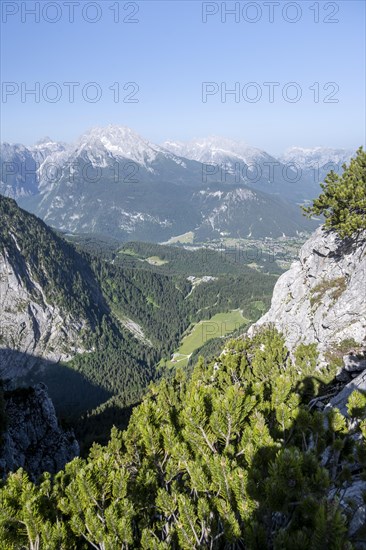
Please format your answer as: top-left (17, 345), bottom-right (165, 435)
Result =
top-left (0, 126), bottom-right (355, 241)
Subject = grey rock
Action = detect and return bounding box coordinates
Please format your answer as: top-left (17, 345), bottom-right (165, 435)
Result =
top-left (325, 370), bottom-right (366, 416)
top-left (249, 227), bottom-right (366, 363)
top-left (0, 247), bottom-right (88, 379)
top-left (343, 352), bottom-right (366, 372)
top-left (329, 480), bottom-right (366, 541)
top-left (0, 383), bottom-right (79, 480)
top-left (350, 505), bottom-right (366, 538)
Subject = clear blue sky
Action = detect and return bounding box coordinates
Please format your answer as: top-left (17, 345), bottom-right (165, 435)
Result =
top-left (0, 0), bottom-right (365, 154)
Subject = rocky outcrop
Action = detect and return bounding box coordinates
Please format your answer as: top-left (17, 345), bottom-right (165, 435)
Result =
top-left (248, 224), bottom-right (366, 411)
top-left (0, 247), bottom-right (88, 380)
top-left (328, 480), bottom-right (366, 543)
top-left (248, 226), bottom-right (366, 546)
top-left (0, 383), bottom-right (79, 480)
top-left (249, 226), bottom-right (366, 365)
top-left (326, 370), bottom-right (366, 416)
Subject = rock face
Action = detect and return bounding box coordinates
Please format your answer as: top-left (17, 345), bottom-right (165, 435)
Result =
top-left (328, 480), bottom-right (366, 542)
top-left (0, 383), bottom-right (79, 479)
top-left (249, 226), bottom-right (366, 546)
top-left (0, 246), bottom-right (88, 380)
top-left (326, 370), bottom-right (366, 416)
top-left (250, 226), bottom-right (366, 363)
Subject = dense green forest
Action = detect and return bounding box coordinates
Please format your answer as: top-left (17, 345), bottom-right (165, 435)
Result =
top-left (1, 327), bottom-right (365, 549)
top-left (67, 235), bottom-right (284, 276)
top-left (64, 258), bottom-right (276, 447)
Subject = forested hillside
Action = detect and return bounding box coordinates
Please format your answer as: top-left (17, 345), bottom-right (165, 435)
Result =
top-left (0, 196), bottom-right (107, 332)
top-left (67, 235), bottom-right (284, 276)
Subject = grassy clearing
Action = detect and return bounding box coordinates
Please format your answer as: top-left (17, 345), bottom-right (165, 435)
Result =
top-left (164, 232), bottom-right (195, 244)
top-left (146, 296), bottom-right (160, 308)
top-left (145, 256), bottom-right (169, 266)
top-left (118, 248), bottom-right (139, 257)
top-left (162, 310), bottom-right (249, 368)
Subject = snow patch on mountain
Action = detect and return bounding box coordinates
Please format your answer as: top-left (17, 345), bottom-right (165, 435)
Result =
top-left (163, 136), bottom-right (272, 166)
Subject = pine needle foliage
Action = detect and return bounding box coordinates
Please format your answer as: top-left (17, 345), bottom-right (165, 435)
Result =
top-left (1, 328), bottom-right (365, 548)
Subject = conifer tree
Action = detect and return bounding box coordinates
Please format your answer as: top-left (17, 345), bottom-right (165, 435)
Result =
top-left (0, 328), bottom-right (365, 548)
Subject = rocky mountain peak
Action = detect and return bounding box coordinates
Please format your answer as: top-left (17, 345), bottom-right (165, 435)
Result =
top-left (76, 125), bottom-right (161, 165)
top-left (280, 146), bottom-right (354, 170)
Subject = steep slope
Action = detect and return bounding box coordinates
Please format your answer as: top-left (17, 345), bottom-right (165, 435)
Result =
top-left (0, 196), bottom-right (180, 414)
top-left (0, 196), bottom-right (111, 379)
top-left (250, 226), bottom-right (366, 365)
top-left (243, 222), bottom-right (366, 545)
top-left (0, 143), bottom-right (39, 199)
top-left (18, 126), bottom-right (205, 240)
top-left (0, 197), bottom-right (172, 433)
top-left (194, 185), bottom-right (315, 239)
top-left (1, 324), bottom-right (365, 547)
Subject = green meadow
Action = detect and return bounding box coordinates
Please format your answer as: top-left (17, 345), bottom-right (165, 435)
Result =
top-left (163, 309), bottom-right (249, 368)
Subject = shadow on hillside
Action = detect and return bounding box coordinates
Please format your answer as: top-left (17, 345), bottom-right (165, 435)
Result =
top-left (76, 401), bottom-right (137, 456)
top-left (0, 348), bottom-right (111, 420)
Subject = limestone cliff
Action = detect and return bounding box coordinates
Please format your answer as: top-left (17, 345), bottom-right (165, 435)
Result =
top-left (0, 196), bottom-right (111, 380)
top-left (247, 226), bottom-right (366, 544)
top-left (250, 226), bottom-right (366, 365)
top-left (0, 247), bottom-right (89, 379)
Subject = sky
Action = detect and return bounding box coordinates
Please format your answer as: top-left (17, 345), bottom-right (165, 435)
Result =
top-left (0, 0), bottom-right (365, 155)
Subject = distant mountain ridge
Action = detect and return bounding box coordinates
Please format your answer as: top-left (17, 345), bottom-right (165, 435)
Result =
top-left (280, 146), bottom-right (354, 196)
top-left (1, 126), bottom-right (355, 241)
top-left (280, 146), bottom-right (354, 171)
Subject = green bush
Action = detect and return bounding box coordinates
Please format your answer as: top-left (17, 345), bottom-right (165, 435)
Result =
top-left (1, 328), bottom-right (365, 549)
